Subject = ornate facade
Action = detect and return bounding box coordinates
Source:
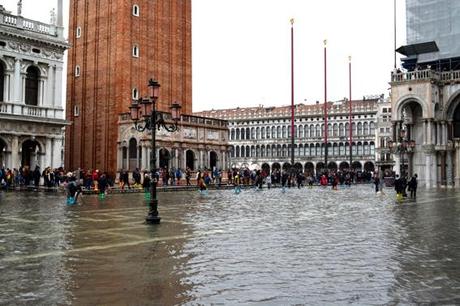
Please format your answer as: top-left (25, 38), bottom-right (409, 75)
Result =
top-left (0, 2), bottom-right (68, 170)
top-left (196, 98), bottom-right (380, 175)
top-left (118, 113), bottom-right (230, 173)
top-left (390, 69), bottom-right (460, 187)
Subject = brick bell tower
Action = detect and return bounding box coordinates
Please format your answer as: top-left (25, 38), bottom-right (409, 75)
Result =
top-left (65, 0), bottom-right (192, 175)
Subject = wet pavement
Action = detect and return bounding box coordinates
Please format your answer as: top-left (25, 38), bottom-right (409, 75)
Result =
top-left (0, 186), bottom-right (459, 305)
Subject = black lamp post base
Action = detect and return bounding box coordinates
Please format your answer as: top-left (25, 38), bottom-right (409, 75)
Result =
top-left (146, 214), bottom-right (161, 224)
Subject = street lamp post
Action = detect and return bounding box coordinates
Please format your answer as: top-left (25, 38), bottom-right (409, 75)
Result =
top-left (129, 79), bottom-right (182, 224)
top-left (388, 129), bottom-right (416, 178)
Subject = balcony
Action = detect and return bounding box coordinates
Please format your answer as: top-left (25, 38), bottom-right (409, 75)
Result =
top-left (0, 11), bottom-right (58, 37)
top-left (0, 101), bottom-right (64, 120)
top-left (391, 69), bottom-right (460, 85)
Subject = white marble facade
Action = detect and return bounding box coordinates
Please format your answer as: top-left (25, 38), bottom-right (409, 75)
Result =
top-left (0, 2), bottom-right (68, 170)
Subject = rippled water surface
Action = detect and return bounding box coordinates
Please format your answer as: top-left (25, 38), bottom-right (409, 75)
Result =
top-left (0, 186), bottom-right (460, 305)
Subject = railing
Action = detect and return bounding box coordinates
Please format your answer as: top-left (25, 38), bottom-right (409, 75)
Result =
top-left (0, 102), bottom-right (64, 120)
top-left (0, 11), bottom-right (56, 37)
top-left (392, 68), bottom-right (460, 84)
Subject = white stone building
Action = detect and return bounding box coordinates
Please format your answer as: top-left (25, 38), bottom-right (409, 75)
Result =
top-left (118, 112), bottom-right (230, 174)
top-left (374, 98), bottom-right (394, 174)
top-left (196, 98), bottom-right (379, 176)
top-left (0, 1), bottom-right (67, 171)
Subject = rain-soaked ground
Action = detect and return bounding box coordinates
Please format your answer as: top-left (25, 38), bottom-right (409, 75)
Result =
top-left (0, 185), bottom-right (459, 305)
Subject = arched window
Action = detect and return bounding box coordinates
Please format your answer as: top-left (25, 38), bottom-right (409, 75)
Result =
top-left (339, 123), bottom-right (344, 137)
top-left (231, 129), bottom-right (235, 140)
top-left (310, 125), bottom-right (314, 138)
top-left (363, 122), bottom-right (369, 135)
top-left (25, 66), bottom-right (40, 106)
top-left (133, 44), bottom-right (139, 57)
top-left (261, 127), bottom-right (265, 139)
top-left (236, 146), bottom-right (240, 158)
top-left (76, 26), bottom-right (82, 38)
top-left (333, 124), bottom-right (338, 137)
top-left (246, 146), bottom-right (250, 157)
top-left (316, 125), bottom-right (321, 137)
top-left (132, 87), bottom-right (138, 99)
top-left (236, 128), bottom-right (240, 140)
top-left (132, 4), bottom-right (140, 16)
top-left (370, 142), bottom-right (375, 155)
top-left (0, 62), bottom-right (4, 102)
top-left (357, 122), bottom-right (363, 135)
top-left (282, 126), bottom-right (287, 138)
top-left (299, 125), bottom-right (304, 138)
top-left (370, 121), bottom-right (375, 134)
top-left (277, 126), bottom-right (281, 138)
top-left (246, 128), bottom-right (250, 140)
top-left (75, 65), bottom-right (80, 77)
top-left (128, 138), bottom-right (138, 170)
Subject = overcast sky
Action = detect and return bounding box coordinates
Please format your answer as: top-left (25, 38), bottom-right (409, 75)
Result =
top-left (2, 0), bottom-right (406, 112)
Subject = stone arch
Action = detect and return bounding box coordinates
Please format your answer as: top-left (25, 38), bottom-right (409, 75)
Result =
top-left (261, 163), bottom-right (270, 174)
top-left (159, 148), bottom-right (170, 169)
top-left (316, 162), bottom-right (325, 173)
top-left (304, 162), bottom-right (314, 174)
top-left (445, 89), bottom-right (460, 121)
top-left (0, 137), bottom-right (7, 167)
top-left (364, 161), bottom-right (375, 172)
top-left (186, 149), bottom-right (196, 170)
top-left (209, 151), bottom-right (218, 170)
top-left (128, 138), bottom-right (138, 171)
top-left (327, 161), bottom-right (338, 171)
top-left (294, 162), bottom-right (303, 172)
top-left (272, 162), bottom-right (281, 172)
top-left (21, 138), bottom-right (42, 168)
top-left (282, 162), bottom-right (291, 171)
top-left (339, 161), bottom-right (350, 171)
top-left (394, 95), bottom-right (428, 121)
top-left (352, 161), bottom-right (362, 170)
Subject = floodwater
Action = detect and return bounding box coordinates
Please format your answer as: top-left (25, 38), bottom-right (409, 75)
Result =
top-left (0, 186), bottom-right (459, 305)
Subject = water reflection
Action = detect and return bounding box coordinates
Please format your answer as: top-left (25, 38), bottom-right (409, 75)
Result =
top-left (0, 187), bottom-right (459, 304)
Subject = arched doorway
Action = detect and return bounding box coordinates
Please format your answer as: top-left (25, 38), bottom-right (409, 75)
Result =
top-left (364, 161), bottom-right (375, 172)
top-left (316, 162), bottom-right (325, 173)
top-left (159, 148), bottom-right (170, 169)
top-left (128, 138), bottom-right (138, 171)
top-left (352, 161), bottom-right (362, 171)
top-left (282, 162), bottom-right (291, 171)
top-left (294, 162), bottom-right (303, 173)
top-left (21, 139), bottom-right (40, 169)
top-left (0, 138), bottom-right (7, 167)
top-left (272, 162), bottom-right (281, 172)
top-left (25, 66), bottom-right (40, 106)
top-left (210, 151), bottom-right (218, 170)
top-left (327, 161), bottom-right (338, 171)
top-left (304, 162), bottom-right (314, 175)
top-left (340, 161), bottom-right (350, 171)
top-left (186, 150), bottom-right (195, 170)
top-left (261, 163), bottom-right (270, 175)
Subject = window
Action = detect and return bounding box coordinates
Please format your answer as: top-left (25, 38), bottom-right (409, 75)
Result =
top-left (132, 88), bottom-right (139, 99)
top-left (76, 26), bottom-right (81, 38)
top-left (74, 105), bottom-right (80, 117)
top-left (75, 65), bottom-right (80, 77)
top-left (25, 66), bottom-right (39, 106)
top-left (133, 44), bottom-right (139, 57)
top-left (133, 4), bottom-right (140, 16)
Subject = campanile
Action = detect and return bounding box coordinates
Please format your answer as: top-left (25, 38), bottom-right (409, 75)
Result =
top-left (65, 0), bottom-right (192, 174)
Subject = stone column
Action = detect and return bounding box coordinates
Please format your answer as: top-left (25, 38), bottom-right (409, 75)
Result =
top-left (455, 142), bottom-right (460, 187)
top-left (13, 59), bottom-right (21, 103)
top-left (3, 73), bottom-right (11, 102)
top-left (447, 150), bottom-right (454, 187)
top-left (427, 120), bottom-right (433, 145)
top-left (440, 151), bottom-right (447, 187)
top-left (53, 137), bottom-right (63, 168)
top-left (45, 137), bottom-right (52, 167)
top-left (425, 153), bottom-right (432, 188)
top-left (141, 145), bottom-right (147, 171)
top-left (423, 120), bottom-right (428, 145)
top-left (55, 66), bottom-right (64, 109)
top-left (21, 74), bottom-right (26, 103)
top-left (46, 65), bottom-right (55, 107)
top-left (11, 136), bottom-right (19, 169)
top-left (116, 145), bottom-right (122, 171)
top-left (442, 122), bottom-right (447, 146)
